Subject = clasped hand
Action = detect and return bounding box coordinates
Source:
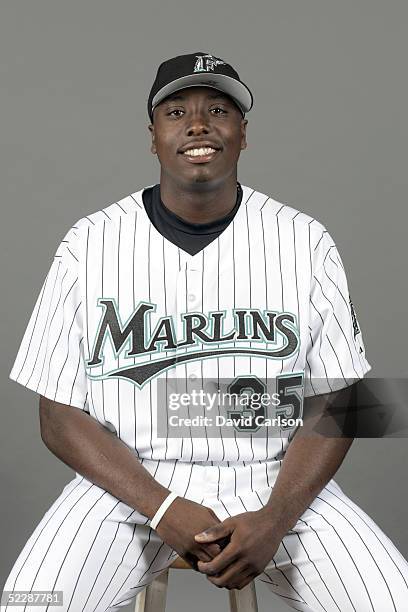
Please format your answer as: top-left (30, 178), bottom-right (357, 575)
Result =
top-left (194, 507), bottom-right (282, 591)
top-left (156, 497), bottom-right (282, 591)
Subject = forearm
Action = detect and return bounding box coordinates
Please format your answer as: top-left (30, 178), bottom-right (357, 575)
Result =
top-left (262, 385), bottom-right (357, 533)
top-left (40, 400), bottom-right (170, 519)
top-left (262, 433), bottom-right (353, 534)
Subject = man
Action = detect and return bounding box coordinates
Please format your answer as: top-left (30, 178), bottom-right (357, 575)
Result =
top-left (3, 52), bottom-right (408, 611)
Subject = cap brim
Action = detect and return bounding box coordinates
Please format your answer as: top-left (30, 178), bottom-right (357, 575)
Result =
top-left (151, 73), bottom-right (253, 116)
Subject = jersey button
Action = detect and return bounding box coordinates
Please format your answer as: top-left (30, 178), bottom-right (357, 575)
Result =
top-left (187, 294), bottom-right (196, 302)
top-left (189, 373), bottom-right (197, 381)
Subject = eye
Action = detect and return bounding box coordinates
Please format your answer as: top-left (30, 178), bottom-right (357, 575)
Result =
top-left (210, 106), bottom-right (227, 115)
top-left (167, 108), bottom-right (184, 117)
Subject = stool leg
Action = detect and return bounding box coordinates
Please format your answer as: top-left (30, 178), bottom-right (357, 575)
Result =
top-left (134, 569), bottom-right (169, 612)
top-left (134, 587), bottom-right (146, 612)
top-left (228, 581), bottom-right (258, 612)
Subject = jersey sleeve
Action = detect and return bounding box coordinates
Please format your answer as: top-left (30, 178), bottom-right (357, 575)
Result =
top-left (304, 229), bottom-right (372, 397)
top-left (9, 223), bottom-right (89, 410)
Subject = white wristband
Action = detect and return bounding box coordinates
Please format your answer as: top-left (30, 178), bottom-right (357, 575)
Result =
top-left (150, 491), bottom-right (178, 530)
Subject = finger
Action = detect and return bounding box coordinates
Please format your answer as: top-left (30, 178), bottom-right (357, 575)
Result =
top-left (194, 521), bottom-right (234, 544)
top-left (195, 542), bottom-right (224, 561)
top-left (216, 535), bottom-right (231, 550)
top-left (195, 548), bottom-right (214, 563)
top-left (196, 544), bottom-right (239, 575)
top-left (206, 560), bottom-right (248, 589)
top-left (229, 571), bottom-right (257, 591)
top-left (202, 543), bottom-right (222, 558)
top-left (192, 545), bottom-right (219, 562)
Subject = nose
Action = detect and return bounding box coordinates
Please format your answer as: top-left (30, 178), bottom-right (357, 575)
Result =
top-left (185, 111), bottom-right (210, 136)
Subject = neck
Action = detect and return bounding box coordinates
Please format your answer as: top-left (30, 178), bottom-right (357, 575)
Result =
top-left (158, 173), bottom-right (239, 224)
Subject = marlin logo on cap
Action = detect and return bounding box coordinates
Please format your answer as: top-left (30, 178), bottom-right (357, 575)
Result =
top-left (194, 54), bottom-right (226, 72)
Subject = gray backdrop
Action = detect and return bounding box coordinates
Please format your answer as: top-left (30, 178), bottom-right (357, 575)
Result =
top-left (1, 1), bottom-right (407, 610)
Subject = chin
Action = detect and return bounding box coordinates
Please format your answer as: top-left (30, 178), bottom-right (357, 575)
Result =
top-left (189, 175), bottom-right (222, 191)
top-left (182, 169), bottom-right (217, 187)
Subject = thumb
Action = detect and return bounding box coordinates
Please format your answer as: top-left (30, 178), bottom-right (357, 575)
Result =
top-left (194, 521), bottom-right (233, 543)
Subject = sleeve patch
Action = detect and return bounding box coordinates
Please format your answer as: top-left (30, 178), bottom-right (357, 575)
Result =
top-left (349, 296), bottom-right (361, 338)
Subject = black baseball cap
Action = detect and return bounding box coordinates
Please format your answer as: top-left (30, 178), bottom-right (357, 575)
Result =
top-left (147, 52), bottom-right (253, 122)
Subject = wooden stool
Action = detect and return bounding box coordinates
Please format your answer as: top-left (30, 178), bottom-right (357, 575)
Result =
top-left (134, 556), bottom-right (258, 612)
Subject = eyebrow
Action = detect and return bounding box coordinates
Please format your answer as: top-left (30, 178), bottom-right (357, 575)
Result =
top-left (164, 92), bottom-right (230, 103)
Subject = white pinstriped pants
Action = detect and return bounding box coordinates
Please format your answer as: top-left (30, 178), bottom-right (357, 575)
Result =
top-left (2, 459), bottom-right (408, 612)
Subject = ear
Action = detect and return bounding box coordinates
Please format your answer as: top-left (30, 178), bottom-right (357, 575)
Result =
top-left (240, 118), bottom-right (248, 150)
top-left (148, 124), bottom-right (157, 154)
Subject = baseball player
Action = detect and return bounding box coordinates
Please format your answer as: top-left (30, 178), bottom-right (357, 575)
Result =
top-left (3, 52), bottom-right (408, 611)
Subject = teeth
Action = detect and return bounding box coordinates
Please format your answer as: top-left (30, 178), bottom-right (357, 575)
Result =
top-left (183, 147), bottom-right (216, 157)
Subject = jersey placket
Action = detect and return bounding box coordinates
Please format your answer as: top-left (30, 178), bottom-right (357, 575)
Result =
top-left (175, 255), bottom-right (203, 376)
top-left (175, 256), bottom-right (204, 456)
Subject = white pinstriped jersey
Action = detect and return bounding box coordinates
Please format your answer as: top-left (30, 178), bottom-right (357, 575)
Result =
top-left (9, 184), bottom-right (371, 462)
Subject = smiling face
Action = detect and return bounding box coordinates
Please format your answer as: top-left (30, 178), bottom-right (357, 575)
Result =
top-left (148, 86), bottom-right (248, 190)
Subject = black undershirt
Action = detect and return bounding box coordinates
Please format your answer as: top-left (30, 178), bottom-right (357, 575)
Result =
top-left (142, 183), bottom-right (243, 256)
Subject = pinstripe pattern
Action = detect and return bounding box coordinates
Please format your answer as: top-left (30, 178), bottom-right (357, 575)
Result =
top-left (7, 184), bottom-right (403, 611)
top-left (3, 462), bottom-right (407, 611)
top-left (9, 184), bottom-right (371, 461)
